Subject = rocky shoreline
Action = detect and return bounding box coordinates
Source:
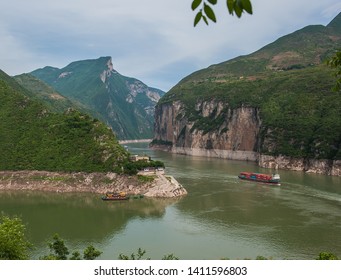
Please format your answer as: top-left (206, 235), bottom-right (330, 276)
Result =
top-left (0, 170), bottom-right (187, 198)
top-left (150, 145), bottom-right (341, 176)
top-left (118, 139), bottom-right (152, 144)
top-left (259, 155), bottom-right (341, 176)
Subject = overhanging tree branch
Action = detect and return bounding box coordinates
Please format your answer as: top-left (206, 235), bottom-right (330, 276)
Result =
top-left (192, 0), bottom-right (253, 26)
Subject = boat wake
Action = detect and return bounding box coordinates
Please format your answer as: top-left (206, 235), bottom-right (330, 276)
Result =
top-left (281, 182), bottom-right (341, 204)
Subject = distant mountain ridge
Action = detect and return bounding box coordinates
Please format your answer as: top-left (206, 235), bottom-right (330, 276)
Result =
top-left (179, 12), bottom-right (341, 83)
top-left (30, 57), bottom-right (165, 140)
top-left (152, 12), bottom-right (341, 175)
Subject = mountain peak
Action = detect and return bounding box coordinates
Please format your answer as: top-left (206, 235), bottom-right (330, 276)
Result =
top-left (99, 56), bottom-right (117, 83)
top-left (327, 12), bottom-right (341, 32)
top-left (96, 56), bottom-right (112, 65)
top-left (30, 56), bottom-right (165, 139)
top-left (106, 57), bottom-right (114, 72)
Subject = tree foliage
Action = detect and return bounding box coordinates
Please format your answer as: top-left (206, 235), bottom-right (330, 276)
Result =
top-left (41, 234), bottom-right (69, 260)
top-left (0, 214), bottom-right (32, 260)
top-left (316, 252), bottom-right (339, 260)
top-left (123, 160), bottom-right (165, 175)
top-left (192, 0), bottom-right (253, 26)
top-left (83, 245), bottom-right (102, 260)
top-left (40, 234), bottom-right (102, 260)
top-left (327, 50), bottom-right (341, 91)
top-left (118, 248), bottom-right (179, 260)
top-left (119, 248), bottom-right (149, 260)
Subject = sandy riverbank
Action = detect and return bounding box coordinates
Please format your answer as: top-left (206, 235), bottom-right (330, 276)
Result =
top-left (0, 170), bottom-right (187, 198)
top-left (118, 139), bottom-right (152, 144)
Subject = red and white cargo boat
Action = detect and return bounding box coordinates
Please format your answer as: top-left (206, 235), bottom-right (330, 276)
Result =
top-left (238, 172), bottom-right (281, 185)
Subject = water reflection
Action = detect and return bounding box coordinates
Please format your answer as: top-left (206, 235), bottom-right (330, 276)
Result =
top-left (0, 190), bottom-right (181, 258)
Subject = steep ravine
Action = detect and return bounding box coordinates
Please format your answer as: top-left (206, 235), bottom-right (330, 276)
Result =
top-left (151, 100), bottom-right (341, 176)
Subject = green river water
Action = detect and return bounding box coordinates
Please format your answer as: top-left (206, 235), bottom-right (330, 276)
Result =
top-left (1, 143), bottom-right (340, 259)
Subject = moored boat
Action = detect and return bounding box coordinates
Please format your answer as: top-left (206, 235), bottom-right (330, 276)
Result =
top-left (238, 172), bottom-right (280, 185)
top-left (101, 192), bottom-right (129, 201)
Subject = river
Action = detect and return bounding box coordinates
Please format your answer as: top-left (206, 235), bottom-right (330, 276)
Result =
top-left (1, 143), bottom-right (341, 260)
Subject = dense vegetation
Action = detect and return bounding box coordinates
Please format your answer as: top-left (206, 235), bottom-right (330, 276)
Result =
top-left (40, 234), bottom-right (102, 260)
top-left (0, 214), bottom-right (101, 260)
top-left (0, 214), bottom-right (32, 260)
top-left (123, 160), bottom-right (165, 175)
top-left (14, 74), bottom-right (75, 113)
top-left (157, 13), bottom-right (341, 160)
top-left (0, 70), bottom-right (129, 172)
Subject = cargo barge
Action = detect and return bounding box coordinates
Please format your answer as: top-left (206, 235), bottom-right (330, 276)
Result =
top-left (238, 172), bottom-right (281, 185)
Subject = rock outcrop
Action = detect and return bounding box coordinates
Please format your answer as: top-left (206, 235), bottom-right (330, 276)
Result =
top-left (259, 155), bottom-right (341, 176)
top-left (143, 174), bottom-right (187, 197)
top-left (153, 100), bottom-right (260, 161)
top-left (0, 170), bottom-right (187, 198)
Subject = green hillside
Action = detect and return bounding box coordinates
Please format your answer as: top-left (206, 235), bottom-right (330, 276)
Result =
top-left (14, 73), bottom-right (102, 120)
top-left (178, 14), bottom-right (340, 83)
top-left (0, 70), bottom-right (128, 172)
top-left (158, 13), bottom-right (341, 161)
top-left (14, 74), bottom-right (74, 113)
top-left (31, 57), bottom-right (164, 140)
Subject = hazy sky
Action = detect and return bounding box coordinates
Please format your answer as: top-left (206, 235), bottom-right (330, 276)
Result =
top-left (1, 0), bottom-right (340, 91)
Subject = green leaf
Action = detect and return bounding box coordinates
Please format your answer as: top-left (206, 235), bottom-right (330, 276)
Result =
top-left (194, 10), bottom-right (203, 26)
top-left (208, 0), bottom-right (218, 4)
top-left (191, 0), bottom-right (202, 11)
top-left (234, 2), bottom-right (243, 17)
top-left (202, 15), bottom-right (209, 25)
top-left (204, 3), bottom-right (217, 22)
top-left (226, 0), bottom-right (235, 14)
top-left (241, 0), bottom-right (253, 14)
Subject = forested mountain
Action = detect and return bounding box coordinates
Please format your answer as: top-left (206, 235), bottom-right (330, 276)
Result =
top-left (152, 12), bottom-right (341, 175)
top-left (14, 73), bottom-right (75, 113)
top-left (30, 57), bottom-right (164, 139)
top-left (0, 69), bottom-right (128, 172)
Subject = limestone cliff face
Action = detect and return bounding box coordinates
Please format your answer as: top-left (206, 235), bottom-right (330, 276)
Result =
top-left (152, 100), bottom-right (341, 176)
top-left (259, 155), bottom-right (341, 176)
top-left (153, 100), bottom-right (260, 161)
